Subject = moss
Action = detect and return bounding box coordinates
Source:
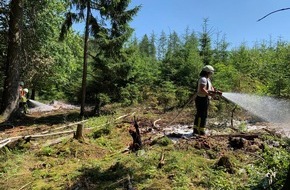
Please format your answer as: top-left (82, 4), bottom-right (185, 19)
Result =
top-left (151, 136), bottom-right (173, 146)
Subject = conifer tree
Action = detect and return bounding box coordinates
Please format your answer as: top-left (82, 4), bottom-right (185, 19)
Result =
top-left (157, 31), bottom-right (167, 60)
top-left (139, 34), bottom-right (150, 56)
top-left (149, 32), bottom-right (157, 59)
top-left (1, 0), bottom-right (23, 118)
top-left (60, 0), bottom-right (140, 117)
top-left (199, 18), bottom-right (212, 65)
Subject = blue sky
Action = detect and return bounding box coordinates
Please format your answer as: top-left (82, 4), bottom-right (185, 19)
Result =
top-left (127, 0), bottom-right (290, 49)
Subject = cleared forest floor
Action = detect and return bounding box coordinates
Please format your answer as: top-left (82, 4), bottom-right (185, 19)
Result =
top-left (0, 103), bottom-right (289, 189)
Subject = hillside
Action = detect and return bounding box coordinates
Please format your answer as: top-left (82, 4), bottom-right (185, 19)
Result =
top-left (0, 102), bottom-right (289, 190)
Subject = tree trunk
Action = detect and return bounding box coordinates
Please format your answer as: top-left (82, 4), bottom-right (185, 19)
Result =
top-left (282, 164), bottom-right (290, 190)
top-left (1, 0), bottom-right (23, 119)
top-left (92, 98), bottom-right (101, 116)
top-left (74, 123), bottom-right (84, 141)
top-left (30, 88), bottom-right (35, 100)
top-left (80, 1), bottom-right (90, 117)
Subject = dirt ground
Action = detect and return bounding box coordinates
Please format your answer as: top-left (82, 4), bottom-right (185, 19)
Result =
top-left (0, 103), bottom-right (275, 159)
top-left (1, 104), bottom-right (287, 190)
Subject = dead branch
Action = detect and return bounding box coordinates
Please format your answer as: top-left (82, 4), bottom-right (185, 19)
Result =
top-left (209, 133), bottom-right (260, 140)
top-left (231, 105), bottom-right (237, 128)
top-left (41, 120), bottom-right (88, 134)
top-left (28, 130), bottom-right (75, 139)
top-left (106, 177), bottom-right (127, 188)
top-left (0, 130), bottom-right (76, 149)
top-left (0, 139), bottom-right (10, 144)
top-left (257, 8), bottom-right (290, 22)
top-left (262, 128), bottom-right (279, 137)
top-left (18, 182), bottom-right (32, 190)
top-left (0, 139), bottom-right (11, 148)
top-left (42, 136), bottom-right (71, 147)
top-left (0, 112), bottom-right (135, 149)
top-left (157, 151), bottom-right (165, 169)
top-left (153, 118), bottom-right (161, 128)
top-left (116, 113), bottom-right (132, 120)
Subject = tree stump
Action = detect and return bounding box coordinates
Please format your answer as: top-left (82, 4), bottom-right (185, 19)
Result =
top-left (74, 123), bottom-right (84, 141)
top-left (129, 117), bottom-right (142, 152)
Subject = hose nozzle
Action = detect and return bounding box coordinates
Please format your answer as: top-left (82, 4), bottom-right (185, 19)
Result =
top-left (209, 90), bottom-right (222, 96)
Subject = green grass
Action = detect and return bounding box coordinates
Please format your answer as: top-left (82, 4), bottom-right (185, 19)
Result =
top-left (0, 106), bottom-right (290, 189)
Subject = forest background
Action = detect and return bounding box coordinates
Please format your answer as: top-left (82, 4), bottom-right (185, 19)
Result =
top-left (1, 0), bottom-right (289, 116)
top-left (1, 1), bottom-right (290, 189)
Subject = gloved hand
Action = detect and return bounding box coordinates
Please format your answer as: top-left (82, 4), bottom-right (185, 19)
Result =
top-left (216, 90), bottom-right (222, 96)
top-left (208, 89), bottom-right (222, 100)
top-left (208, 90), bottom-right (222, 96)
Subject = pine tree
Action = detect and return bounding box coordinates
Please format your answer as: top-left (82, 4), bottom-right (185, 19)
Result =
top-left (199, 18), bottom-right (212, 66)
top-left (60, 0), bottom-right (140, 117)
top-left (139, 34), bottom-right (150, 56)
top-left (157, 30), bottom-right (167, 60)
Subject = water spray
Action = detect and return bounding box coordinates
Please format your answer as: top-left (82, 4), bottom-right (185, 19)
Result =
top-left (27, 99), bottom-right (55, 112)
top-left (222, 92), bottom-right (290, 125)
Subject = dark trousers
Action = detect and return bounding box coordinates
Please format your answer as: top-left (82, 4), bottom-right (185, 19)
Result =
top-left (194, 96), bottom-right (209, 128)
top-left (19, 102), bottom-right (28, 114)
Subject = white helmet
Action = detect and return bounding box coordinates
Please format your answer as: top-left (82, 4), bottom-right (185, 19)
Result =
top-left (202, 65), bottom-right (214, 73)
top-left (23, 88), bottom-right (29, 93)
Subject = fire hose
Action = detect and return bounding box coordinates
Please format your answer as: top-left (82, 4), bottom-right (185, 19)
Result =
top-left (165, 89), bottom-right (223, 127)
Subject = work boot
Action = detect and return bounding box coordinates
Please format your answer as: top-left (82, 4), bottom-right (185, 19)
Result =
top-left (199, 127), bottom-right (205, 135)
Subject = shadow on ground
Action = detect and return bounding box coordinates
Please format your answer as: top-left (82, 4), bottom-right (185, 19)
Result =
top-left (67, 162), bottom-right (136, 190)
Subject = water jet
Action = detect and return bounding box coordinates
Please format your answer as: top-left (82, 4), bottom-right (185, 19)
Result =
top-left (222, 92), bottom-right (290, 124)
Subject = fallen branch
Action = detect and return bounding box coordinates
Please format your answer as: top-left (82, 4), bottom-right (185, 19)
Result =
top-left (158, 151), bottom-right (165, 168)
top-left (18, 182), bottom-right (32, 190)
top-left (42, 136), bottom-right (71, 147)
top-left (41, 120), bottom-right (88, 134)
top-left (106, 176), bottom-right (127, 188)
top-left (116, 113), bottom-right (133, 120)
top-left (153, 118), bottom-right (161, 128)
top-left (0, 139), bottom-right (11, 148)
top-left (262, 128), bottom-right (278, 137)
top-left (0, 130), bottom-right (76, 149)
top-left (0, 113), bottom-right (135, 149)
top-left (229, 126), bottom-right (240, 132)
top-left (209, 133), bottom-right (260, 140)
top-left (27, 130), bottom-right (75, 139)
top-left (0, 139), bottom-right (10, 144)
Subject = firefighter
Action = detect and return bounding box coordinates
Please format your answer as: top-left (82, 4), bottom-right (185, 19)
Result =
top-left (193, 65), bottom-right (222, 135)
top-left (19, 88), bottom-right (29, 114)
top-left (19, 81), bottom-right (25, 97)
